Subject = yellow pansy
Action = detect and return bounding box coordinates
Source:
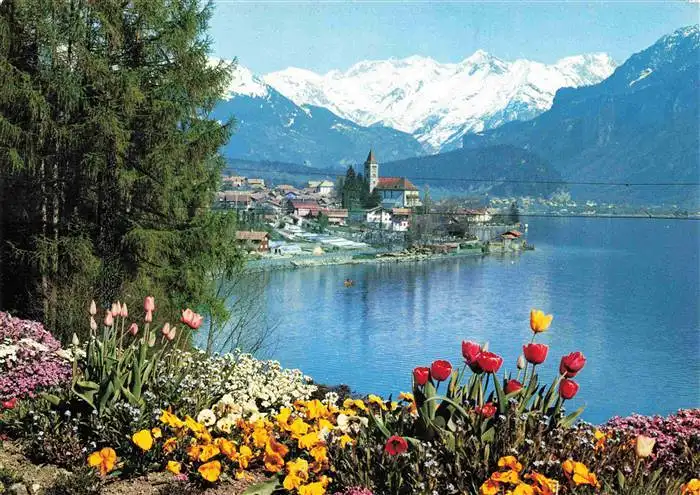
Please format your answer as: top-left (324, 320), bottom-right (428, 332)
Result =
top-left (160, 410), bottom-right (185, 429)
top-left (339, 434), bottom-right (353, 448)
top-left (214, 437), bottom-right (236, 458)
top-left (681, 479), bottom-right (700, 495)
top-left (530, 309), bottom-right (553, 333)
top-left (252, 426), bottom-right (270, 448)
top-left (151, 427), bottom-right (162, 439)
top-left (264, 450), bottom-right (285, 473)
top-left (198, 460), bottom-right (221, 482)
top-left (310, 445), bottom-right (328, 463)
top-left (188, 444), bottom-right (202, 460)
top-left (317, 418), bottom-right (334, 432)
top-left (184, 415), bottom-right (206, 434)
top-left (87, 447), bottom-right (116, 476)
top-left (305, 399), bottom-right (329, 420)
top-left (498, 456), bottom-right (523, 473)
top-left (480, 479), bottom-right (500, 495)
top-left (298, 481), bottom-right (327, 495)
top-left (238, 444), bottom-right (253, 469)
top-left (367, 394), bottom-right (387, 410)
top-left (163, 437), bottom-right (177, 454)
top-left (199, 444), bottom-right (220, 462)
top-left (526, 472), bottom-right (559, 494)
top-left (166, 460), bottom-right (181, 475)
top-left (299, 431), bottom-right (321, 450)
top-left (283, 458), bottom-right (310, 490)
top-left (277, 407), bottom-right (293, 430)
top-left (398, 392), bottom-right (414, 402)
top-left (266, 437), bottom-right (290, 458)
top-left (491, 469), bottom-right (519, 484)
top-left (290, 418), bottom-right (310, 439)
top-left (513, 484), bottom-right (535, 495)
top-left (132, 429), bottom-right (153, 452)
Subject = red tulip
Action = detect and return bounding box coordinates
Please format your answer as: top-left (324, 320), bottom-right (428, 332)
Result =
top-left (180, 308), bottom-right (203, 330)
top-left (413, 367), bottom-right (430, 386)
top-left (560, 352), bottom-right (586, 378)
top-left (2, 398), bottom-right (17, 409)
top-left (476, 402), bottom-right (497, 418)
top-left (476, 351), bottom-right (503, 374)
top-left (461, 340), bottom-right (481, 364)
top-left (430, 360), bottom-right (453, 382)
top-left (505, 379), bottom-right (523, 394)
top-left (384, 435), bottom-right (408, 456)
top-left (523, 343), bottom-right (549, 365)
top-left (559, 379), bottom-right (579, 400)
top-left (144, 296), bottom-right (155, 312)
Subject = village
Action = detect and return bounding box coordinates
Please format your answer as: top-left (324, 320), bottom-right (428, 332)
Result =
top-left (215, 150), bottom-right (528, 264)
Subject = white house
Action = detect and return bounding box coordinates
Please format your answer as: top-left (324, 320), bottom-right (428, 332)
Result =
top-left (366, 206), bottom-right (392, 228)
top-left (391, 208), bottom-right (411, 232)
top-left (316, 180), bottom-right (335, 196)
top-left (364, 149), bottom-right (421, 208)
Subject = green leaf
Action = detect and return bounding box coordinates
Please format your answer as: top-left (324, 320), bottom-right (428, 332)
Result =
top-left (558, 405), bottom-right (585, 427)
top-left (76, 380), bottom-right (100, 390)
top-left (493, 373), bottom-right (507, 415)
top-left (480, 426), bottom-right (495, 443)
top-left (241, 478), bottom-right (281, 495)
top-left (41, 393), bottom-right (61, 406)
top-left (616, 470), bottom-right (626, 489)
top-left (368, 410), bottom-right (391, 439)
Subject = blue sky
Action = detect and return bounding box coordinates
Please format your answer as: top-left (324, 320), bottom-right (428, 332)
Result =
top-left (209, 1), bottom-right (698, 74)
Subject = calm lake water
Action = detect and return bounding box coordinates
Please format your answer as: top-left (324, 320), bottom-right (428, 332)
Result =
top-left (260, 217), bottom-right (700, 424)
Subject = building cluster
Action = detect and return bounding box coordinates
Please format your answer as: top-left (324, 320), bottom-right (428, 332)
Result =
top-left (217, 150), bottom-right (429, 233)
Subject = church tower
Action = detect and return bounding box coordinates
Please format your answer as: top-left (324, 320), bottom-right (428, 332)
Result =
top-left (364, 149), bottom-right (378, 192)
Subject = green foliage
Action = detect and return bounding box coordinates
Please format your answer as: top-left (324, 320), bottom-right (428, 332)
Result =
top-left (0, 0), bottom-right (240, 341)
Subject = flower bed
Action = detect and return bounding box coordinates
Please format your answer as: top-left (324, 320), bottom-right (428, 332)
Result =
top-left (0, 312), bottom-right (72, 401)
top-left (0, 303), bottom-right (698, 495)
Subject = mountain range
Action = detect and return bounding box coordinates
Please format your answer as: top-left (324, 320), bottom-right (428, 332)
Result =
top-left (265, 51), bottom-right (616, 151)
top-left (462, 25), bottom-right (700, 204)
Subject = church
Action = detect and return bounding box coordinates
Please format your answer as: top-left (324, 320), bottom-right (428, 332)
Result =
top-left (363, 150), bottom-right (422, 208)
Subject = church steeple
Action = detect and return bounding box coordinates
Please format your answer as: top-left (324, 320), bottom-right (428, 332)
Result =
top-left (364, 148), bottom-right (378, 192)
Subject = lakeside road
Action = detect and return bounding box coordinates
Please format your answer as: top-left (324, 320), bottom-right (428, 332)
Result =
top-left (244, 245), bottom-right (524, 272)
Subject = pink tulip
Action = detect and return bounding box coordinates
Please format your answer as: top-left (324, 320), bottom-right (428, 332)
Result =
top-left (90, 316), bottom-right (98, 331)
top-left (144, 296), bottom-right (155, 312)
top-left (128, 323), bottom-right (139, 336)
top-left (161, 322), bottom-right (171, 337)
top-left (144, 310), bottom-right (153, 323)
top-left (180, 308), bottom-right (203, 330)
top-left (111, 302), bottom-right (121, 317)
top-left (104, 311), bottom-right (114, 327)
top-left (166, 326), bottom-right (176, 341)
top-left (120, 303), bottom-right (128, 318)
top-left (89, 300), bottom-right (97, 316)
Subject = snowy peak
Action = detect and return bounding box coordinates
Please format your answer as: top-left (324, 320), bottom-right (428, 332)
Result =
top-left (222, 63), bottom-right (269, 99)
top-left (264, 50), bottom-right (617, 151)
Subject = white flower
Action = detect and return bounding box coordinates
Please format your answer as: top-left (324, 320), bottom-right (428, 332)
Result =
top-left (216, 416), bottom-right (235, 434)
top-left (196, 408), bottom-right (217, 427)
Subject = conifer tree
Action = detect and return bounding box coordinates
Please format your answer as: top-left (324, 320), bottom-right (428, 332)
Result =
top-left (0, 0), bottom-right (241, 340)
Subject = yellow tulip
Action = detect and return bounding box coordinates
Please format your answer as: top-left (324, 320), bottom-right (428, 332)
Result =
top-left (166, 461), bottom-right (181, 475)
top-left (132, 429), bottom-right (153, 452)
top-left (198, 460), bottom-right (221, 482)
top-left (87, 447), bottom-right (116, 476)
top-left (635, 435), bottom-right (656, 458)
top-left (530, 309), bottom-right (553, 333)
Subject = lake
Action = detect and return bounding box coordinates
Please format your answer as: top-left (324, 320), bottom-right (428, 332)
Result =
top-left (258, 217), bottom-right (700, 424)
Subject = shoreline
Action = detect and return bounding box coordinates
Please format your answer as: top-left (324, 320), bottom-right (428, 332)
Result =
top-left (244, 245), bottom-right (524, 272)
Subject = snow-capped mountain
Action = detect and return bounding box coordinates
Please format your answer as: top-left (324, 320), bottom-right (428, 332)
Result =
top-left (213, 63), bottom-right (424, 167)
top-left (264, 51), bottom-right (617, 151)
